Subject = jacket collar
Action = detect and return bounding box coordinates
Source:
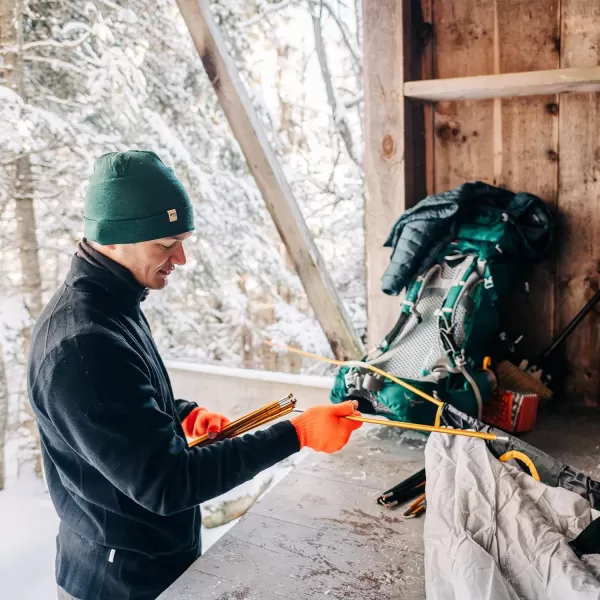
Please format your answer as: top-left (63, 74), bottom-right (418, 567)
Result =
top-left (66, 239), bottom-right (149, 307)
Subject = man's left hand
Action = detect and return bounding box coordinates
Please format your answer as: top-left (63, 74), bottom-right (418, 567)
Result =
top-left (182, 407), bottom-right (231, 440)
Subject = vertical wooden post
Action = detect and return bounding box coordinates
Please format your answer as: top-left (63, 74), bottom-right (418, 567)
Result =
top-left (363, 0), bottom-right (427, 347)
top-left (175, 0), bottom-right (364, 361)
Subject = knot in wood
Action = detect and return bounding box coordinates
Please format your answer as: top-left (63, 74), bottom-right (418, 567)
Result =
top-left (202, 51), bottom-right (220, 89)
top-left (382, 135), bottom-right (395, 158)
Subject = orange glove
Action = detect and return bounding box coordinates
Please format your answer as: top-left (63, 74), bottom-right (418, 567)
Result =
top-left (291, 400), bottom-right (362, 453)
top-left (182, 407), bottom-right (231, 440)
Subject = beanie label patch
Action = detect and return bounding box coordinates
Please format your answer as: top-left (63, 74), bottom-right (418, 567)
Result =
top-left (167, 209), bottom-right (178, 223)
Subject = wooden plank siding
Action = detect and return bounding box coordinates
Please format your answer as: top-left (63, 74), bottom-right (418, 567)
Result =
top-left (432, 0), bottom-right (495, 193)
top-left (494, 0), bottom-right (560, 362)
top-left (557, 1), bottom-right (600, 405)
top-left (365, 0), bottom-right (600, 404)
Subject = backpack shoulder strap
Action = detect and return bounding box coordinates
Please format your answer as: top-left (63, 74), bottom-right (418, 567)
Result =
top-left (372, 263), bottom-right (443, 356)
top-left (436, 254), bottom-right (485, 418)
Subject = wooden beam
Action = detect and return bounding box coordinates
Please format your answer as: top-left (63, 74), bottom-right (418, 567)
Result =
top-left (363, 0), bottom-right (427, 347)
top-left (405, 66), bottom-right (600, 101)
top-left (175, 0), bottom-right (364, 361)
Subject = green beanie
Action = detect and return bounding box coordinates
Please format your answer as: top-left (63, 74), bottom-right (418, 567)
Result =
top-left (84, 150), bottom-right (195, 244)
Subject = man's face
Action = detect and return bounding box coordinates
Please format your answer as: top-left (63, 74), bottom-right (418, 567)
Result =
top-left (108, 232), bottom-right (192, 290)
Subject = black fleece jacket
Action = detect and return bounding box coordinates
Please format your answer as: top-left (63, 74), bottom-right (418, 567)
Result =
top-left (27, 242), bottom-right (300, 599)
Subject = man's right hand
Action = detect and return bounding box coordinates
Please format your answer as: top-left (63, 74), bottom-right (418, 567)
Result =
top-left (291, 401), bottom-right (363, 453)
top-left (182, 407), bottom-right (230, 440)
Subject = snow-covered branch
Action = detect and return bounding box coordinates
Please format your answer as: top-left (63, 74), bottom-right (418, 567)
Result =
top-left (22, 55), bottom-right (90, 75)
top-left (344, 92), bottom-right (363, 109)
top-left (23, 30), bottom-right (91, 52)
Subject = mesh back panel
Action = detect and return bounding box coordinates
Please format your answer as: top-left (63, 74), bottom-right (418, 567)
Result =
top-left (373, 295), bottom-right (444, 379)
top-left (371, 260), bottom-right (472, 379)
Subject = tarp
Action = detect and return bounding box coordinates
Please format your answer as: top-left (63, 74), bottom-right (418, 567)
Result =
top-left (424, 432), bottom-right (600, 600)
top-left (441, 404), bottom-right (600, 508)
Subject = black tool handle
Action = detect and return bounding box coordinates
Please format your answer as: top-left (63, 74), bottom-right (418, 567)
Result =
top-left (543, 287), bottom-right (600, 360)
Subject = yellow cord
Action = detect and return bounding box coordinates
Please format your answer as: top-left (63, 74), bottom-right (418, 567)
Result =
top-left (265, 341), bottom-right (513, 444)
top-left (346, 414), bottom-right (503, 442)
top-left (499, 450), bottom-right (540, 481)
top-left (265, 340), bottom-right (443, 409)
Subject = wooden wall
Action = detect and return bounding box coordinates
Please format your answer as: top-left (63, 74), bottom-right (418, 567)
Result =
top-left (364, 0), bottom-right (600, 405)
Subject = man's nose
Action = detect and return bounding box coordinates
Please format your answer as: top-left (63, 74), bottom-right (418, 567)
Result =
top-left (171, 244), bottom-right (187, 266)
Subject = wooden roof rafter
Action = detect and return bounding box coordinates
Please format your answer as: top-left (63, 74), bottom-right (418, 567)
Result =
top-left (175, 0), bottom-right (364, 361)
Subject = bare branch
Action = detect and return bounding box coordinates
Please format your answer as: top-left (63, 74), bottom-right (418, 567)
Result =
top-left (354, 0), bottom-right (362, 47)
top-left (326, 148), bottom-right (342, 190)
top-left (311, 13), bottom-right (336, 110)
top-left (311, 9), bottom-right (361, 167)
top-left (240, 0), bottom-right (296, 28)
top-left (308, 0), bottom-right (361, 70)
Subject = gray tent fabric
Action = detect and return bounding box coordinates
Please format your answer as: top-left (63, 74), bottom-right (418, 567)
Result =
top-left (424, 433), bottom-right (600, 600)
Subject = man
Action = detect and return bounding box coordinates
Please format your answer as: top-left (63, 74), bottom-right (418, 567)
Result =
top-left (27, 150), bottom-right (362, 600)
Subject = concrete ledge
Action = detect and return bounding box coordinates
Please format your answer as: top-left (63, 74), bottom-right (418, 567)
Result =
top-left (165, 361), bottom-right (334, 418)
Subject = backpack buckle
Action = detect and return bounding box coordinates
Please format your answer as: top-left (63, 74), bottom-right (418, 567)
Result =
top-left (344, 369), bottom-right (362, 390)
top-left (454, 353), bottom-right (467, 368)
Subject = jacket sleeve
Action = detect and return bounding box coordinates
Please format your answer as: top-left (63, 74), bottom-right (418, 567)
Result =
top-left (174, 399), bottom-right (198, 422)
top-left (33, 332), bottom-right (300, 516)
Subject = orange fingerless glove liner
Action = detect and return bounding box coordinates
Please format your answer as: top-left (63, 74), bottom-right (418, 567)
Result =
top-left (182, 407), bottom-right (231, 439)
top-left (291, 401), bottom-right (362, 453)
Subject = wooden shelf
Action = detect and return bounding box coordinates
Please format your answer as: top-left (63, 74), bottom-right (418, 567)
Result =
top-left (404, 66), bottom-right (600, 101)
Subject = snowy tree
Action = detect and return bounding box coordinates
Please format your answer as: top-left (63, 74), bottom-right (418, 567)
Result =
top-left (0, 0), bottom-right (366, 473)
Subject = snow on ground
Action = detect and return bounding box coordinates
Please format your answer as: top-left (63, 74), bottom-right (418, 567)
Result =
top-left (0, 468), bottom-right (58, 600)
top-left (0, 447), bottom-right (309, 600)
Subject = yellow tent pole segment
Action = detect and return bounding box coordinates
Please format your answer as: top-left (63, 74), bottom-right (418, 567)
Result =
top-left (189, 395), bottom-right (296, 448)
top-left (345, 415), bottom-right (509, 443)
top-left (264, 340), bottom-right (444, 409)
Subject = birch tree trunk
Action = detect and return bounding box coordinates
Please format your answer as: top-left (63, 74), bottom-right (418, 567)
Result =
top-left (1, 0), bottom-right (44, 476)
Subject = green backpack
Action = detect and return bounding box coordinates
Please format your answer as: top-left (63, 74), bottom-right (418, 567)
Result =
top-left (331, 189), bottom-right (554, 425)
